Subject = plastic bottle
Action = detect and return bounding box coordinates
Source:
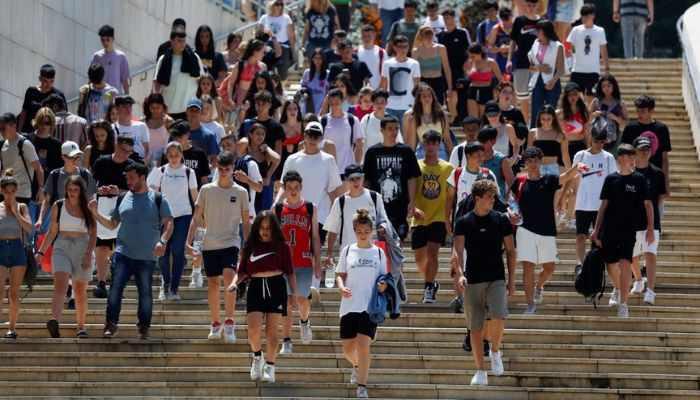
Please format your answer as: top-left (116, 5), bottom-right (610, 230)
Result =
top-left (508, 194), bottom-right (523, 226)
top-left (192, 227), bottom-right (206, 255)
top-left (325, 268), bottom-right (336, 288)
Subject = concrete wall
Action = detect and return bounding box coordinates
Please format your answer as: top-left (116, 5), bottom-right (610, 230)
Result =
top-left (680, 2), bottom-right (700, 160)
top-left (0, 0), bottom-right (242, 114)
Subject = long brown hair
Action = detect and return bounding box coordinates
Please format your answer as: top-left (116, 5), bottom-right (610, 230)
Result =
top-left (64, 175), bottom-right (96, 230)
top-left (411, 83), bottom-right (445, 129)
top-left (242, 211), bottom-right (287, 258)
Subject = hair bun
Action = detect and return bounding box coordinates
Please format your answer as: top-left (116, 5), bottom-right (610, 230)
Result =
top-left (355, 208), bottom-right (370, 219)
top-left (3, 168), bottom-right (14, 177)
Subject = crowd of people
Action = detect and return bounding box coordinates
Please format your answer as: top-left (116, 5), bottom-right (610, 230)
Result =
top-left (0, 0), bottom-right (670, 397)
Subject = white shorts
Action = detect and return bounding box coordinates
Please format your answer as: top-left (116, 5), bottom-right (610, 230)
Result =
top-left (516, 227), bottom-right (558, 264)
top-left (633, 230), bottom-right (660, 257)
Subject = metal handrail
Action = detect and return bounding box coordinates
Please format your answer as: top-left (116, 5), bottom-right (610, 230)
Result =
top-left (676, 14), bottom-right (700, 159)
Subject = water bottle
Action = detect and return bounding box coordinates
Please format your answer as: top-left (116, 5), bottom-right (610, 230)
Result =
top-left (325, 268), bottom-right (336, 288)
top-left (192, 227), bottom-right (205, 255)
top-left (508, 194), bottom-right (523, 226)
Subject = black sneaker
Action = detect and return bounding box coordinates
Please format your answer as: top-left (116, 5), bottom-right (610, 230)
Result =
top-left (483, 340), bottom-right (490, 357)
top-left (138, 326), bottom-right (150, 340)
top-left (103, 323), bottom-right (118, 338)
top-left (66, 298), bottom-right (75, 310)
top-left (432, 281), bottom-right (440, 301)
top-left (462, 331), bottom-right (472, 352)
top-left (93, 281), bottom-right (108, 299)
top-left (450, 297), bottom-right (464, 314)
top-left (47, 319), bottom-right (60, 338)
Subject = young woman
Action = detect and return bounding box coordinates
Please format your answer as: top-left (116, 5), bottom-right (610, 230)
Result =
top-left (148, 142), bottom-right (199, 301)
top-left (319, 74), bottom-right (357, 115)
top-left (226, 39), bottom-right (268, 114)
top-left (589, 74), bottom-right (629, 153)
top-left (196, 74), bottom-right (225, 124)
top-left (258, 0), bottom-right (297, 81)
top-left (527, 20), bottom-right (565, 128)
top-left (0, 170), bottom-right (34, 339)
top-left (105, 103), bottom-right (118, 124)
top-left (269, 72), bottom-right (287, 119)
top-left (230, 211), bottom-right (297, 384)
top-left (194, 24), bottom-right (228, 83)
top-left (238, 70), bottom-right (283, 123)
top-left (466, 44), bottom-right (503, 119)
top-left (223, 32), bottom-right (243, 68)
top-left (141, 93), bottom-right (174, 167)
top-left (301, 49), bottom-right (330, 114)
top-left (484, 101), bottom-right (521, 164)
top-left (83, 120), bottom-right (116, 171)
top-left (280, 100), bottom-right (303, 167)
top-left (335, 208), bottom-right (388, 399)
top-left (36, 176), bottom-right (96, 338)
top-left (302, 0), bottom-right (340, 58)
top-left (412, 25), bottom-right (452, 106)
top-left (246, 123), bottom-right (281, 215)
top-left (200, 95), bottom-right (226, 143)
top-left (404, 83), bottom-right (453, 161)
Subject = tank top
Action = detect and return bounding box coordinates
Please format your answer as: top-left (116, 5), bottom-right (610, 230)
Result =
top-left (0, 208), bottom-right (22, 237)
top-left (481, 152), bottom-right (507, 198)
top-left (493, 125), bottom-right (510, 155)
top-left (470, 69), bottom-right (493, 85)
top-left (417, 50), bottom-right (442, 73)
top-left (533, 139), bottom-right (562, 158)
top-left (277, 200), bottom-right (313, 268)
top-left (59, 205), bottom-right (88, 233)
top-left (148, 123), bottom-right (170, 160)
top-left (416, 119), bottom-right (443, 139)
top-left (240, 61), bottom-right (262, 82)
top-left (562, 111), bottom-right (585, 140)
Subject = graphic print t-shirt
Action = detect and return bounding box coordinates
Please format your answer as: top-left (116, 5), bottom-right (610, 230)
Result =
top-left (381, 57), bottom-right (421, 110)
top-left (412, 159), bottom-right (453, 227)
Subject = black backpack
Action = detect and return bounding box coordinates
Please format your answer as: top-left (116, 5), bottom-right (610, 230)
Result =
top-left (574, 245), bottom-right (606, 308)
top-left (321, 114), bottom-right (356, 148)
top-left (234, 155), bottom-right (254, 201)
top-left (49, 168), bottom-right (92, 205)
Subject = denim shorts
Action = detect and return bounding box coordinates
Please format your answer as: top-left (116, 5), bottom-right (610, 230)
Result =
top-left (540, 163), bottom-right (560, 176)
top-left (0, 239), bottom-right (27, 268)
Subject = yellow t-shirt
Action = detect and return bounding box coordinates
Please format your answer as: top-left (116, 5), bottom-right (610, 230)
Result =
top-left (412, 159), bottom-right (454, 227)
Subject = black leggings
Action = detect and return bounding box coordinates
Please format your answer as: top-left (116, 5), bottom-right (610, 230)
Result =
top-left (421, 76), bottom-right (446, 105)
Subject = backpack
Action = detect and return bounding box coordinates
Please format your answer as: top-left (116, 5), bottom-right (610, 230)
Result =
top-left (574, 245), bottom-right (606, 308)
top-left (451, 167), bottom-right (490, 229)
top-left (0, 137), bottom-right (38, 198)
top-left (234, 155), bottom-right (254, 201)
top-left (338, 190), bottom-right (379, 244)
top-left (218, 60), bottom-right (245, 109)
top-left (158, 165), bottom-right (194, 212)
top-left (321, 114), bottom-right (356, 148)
top-left (50, 168), bottom-right (91, 205)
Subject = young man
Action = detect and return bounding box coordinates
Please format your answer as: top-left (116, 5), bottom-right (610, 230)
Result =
top-left (363, 115), bottom-right (419, 240)
top-left (478, 126), bottom-right (514, 200)
top-left (613, 0), bottom-right (654, 59)
top-left (567, 4), bottom-right (610, 103)
top-left (412, 130), bottom-right (454, 303)
top-left (571, 128), bottom-right (616, 270)
top-left (592, 144), bottom-right (654, 318)
top-left (17, 64), bottom-right (67, 134)
top-left (438, 9), bottom-right (471, 123)
top-left (360, 89), bottom-right (404, 157)
top-left (629, 137), bottom-right (666, 305)
top-left (476, 1), bottom-right (500, 54)
top-left (91, 24), bottom-right (130, 94)
top-left (25, 109), bottom-right (63, 180)
top-left (157, 18), bottom-right (188, 60)
top-left (357, 25), bottom-right (386, 89)
top-left (78, 64), bottom-right (119, 124)
top-left (513, 147), bottom-right (582, 314)
top-left (507, 0), bottom-right (541, 123)
top-left (373, 0), bottom-right (405, 46)
top-left (186, 98), bottom-right (220, 170)
top-left (379, 35), bottom-right (421, 131)
top-left (452, 178), bottom-right (515, 386)
top-left (621, 94), bottom-right (671, 200)
top-left (0, 113), bottom-right (45, 209)
top-left (42, 94), bottom-right (88, 149)
top-left (91, 136), bottom-right (136, 298)
top-left (187, 151), bottom-right (250, 342)
top-left (323, 89), bottom-right (365, 175)
top-left (276, 170), bottom-right (321, 353)
top-left (323, 30), bottom-right (354, 65)
top-left (114, 95), bottom-right (151, 166)
top-left (386, 1), bottom-right (419, 57)
top-left (424, 1), bottom-right (446, 37)
top-left (328, 39), bottom-right (373, 92)
top-left (449, 116), bottom-right (482, 168)
top-left (90, 163), bottom-right (173, 339)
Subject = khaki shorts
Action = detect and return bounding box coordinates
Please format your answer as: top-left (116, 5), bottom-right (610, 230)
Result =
top-left (465, 280), bottom-right (509, 330)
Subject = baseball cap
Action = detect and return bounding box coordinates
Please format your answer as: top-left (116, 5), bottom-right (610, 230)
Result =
top-left (187, 98), bottom-right (203, 110)
top-left (304, 121), bottom-right (324, 137)
top-left (61, 141), bottom-right (83, 158)
top-left (114, 95), bottom-right (135, 106)
top-left (344, 164), bottom-right (364, 179)
top-left (484, 101), bottom-right (500, 117)
top-left (564, 81), bottom-right (580, 93)
top-left (633, 136), bottom-right (652, 149)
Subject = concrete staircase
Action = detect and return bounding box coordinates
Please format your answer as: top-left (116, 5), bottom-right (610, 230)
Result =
top-left (2, 59), bottom-right (700, 399)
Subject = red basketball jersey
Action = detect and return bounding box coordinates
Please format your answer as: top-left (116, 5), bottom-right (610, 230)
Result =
top-left (277, 200), bottom-right (313, 268)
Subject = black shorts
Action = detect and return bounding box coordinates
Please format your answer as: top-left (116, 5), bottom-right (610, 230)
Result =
top-left (568, 140), bottom-right (587, 164)
top-left (318, 223), bottom-right (327, 246)
top-left (389, 217), bottom-right (409, 240)
top-left (202, 246), bottom-right (239, 277)
top-left (421, 76), bottom-right (446, 104)
top-left (96, 238), bottom-right (116, 249)
top-left (340, 312), bottom-right (378, 339)
top-left (467, 85), bottom-right (494, 105)
top-left (247, 275), bottom-right (288, 315)
top-left (411, 222), bottom-right (447, 249)
top-left (569, 72), bottom-right (599, 97)
top-left (601, 237), bottom-right (636, 264)
top-left (575, 211), bottom-right (598, 236)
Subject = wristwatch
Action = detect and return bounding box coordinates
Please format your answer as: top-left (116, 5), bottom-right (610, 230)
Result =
top-left (159, 238), bottom-right (167, 245)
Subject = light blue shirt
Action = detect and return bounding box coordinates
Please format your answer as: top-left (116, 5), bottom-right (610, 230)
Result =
top-left (111, 190), bottom-right (172, 261)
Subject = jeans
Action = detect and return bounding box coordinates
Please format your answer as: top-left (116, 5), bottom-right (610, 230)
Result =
top-left (275, 42), bottom-right (293, 81)
top-left (386, 108), bottom-right (406, 131)
top-left (262, 180), bottom-right (274, 212)
top-left (621, 15), bottom-right (647, 59)
top-left (159, 214), bottom-right (192, 294)
top-left (106, 252), bottom-right (156, 328)
top-left (530, 75), bottom-right (562, 127)
top-left (380, 8), bottom-right (404, 47)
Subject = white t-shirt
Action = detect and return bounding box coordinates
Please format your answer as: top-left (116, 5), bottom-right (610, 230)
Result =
top-left (573, 149), bottom-right (616, 211)
top-left (0, 138), bottom-right (39, 199)
top-left (381, 57), bottom-right (421, 111)
top-left (360, 112), bottom-right (404, 161)
top-left (335, 244), bottom-right (386, 317)
top-left (425, 15), bottom-right (446, 37)
top-left (154, 53), bottom-right (204, 114)
top-left (323, 189), bottom-right (387, 250)
top-left (147, 164), bottom-right (198, 218)
top-left (357, 45), bottom-right (385, 89)
top-left (115, 121), bottom-right (150, 159)
top-left (371, 0), bottom-right (404, 10)
top-left (323, 113), bottom-right (364, 173)
top-left (212, 158), bottom-right (263, 220)
top-left (201, 121), bottom-right (226, 143)
top-left (449, 143), bottom-right (467, 168)
top-left (446, 166), bottom-right (498, 203)
top-left (281, 151), bottom-right (343, 221)
top-left (259, 13), bottom-right (293, 43)
top-left (567, 25), bottom-right (607, 74)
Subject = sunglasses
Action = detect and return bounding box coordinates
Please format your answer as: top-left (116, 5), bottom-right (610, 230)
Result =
top-left (38, 120), bottom-right (52, 126)
top-left (274, 1), bottom-right (283, 5)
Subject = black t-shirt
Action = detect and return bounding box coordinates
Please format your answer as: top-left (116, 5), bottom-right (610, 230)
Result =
top-left (454, 210), bottom-right (513, 284)
top-left (620, 121), bottom-right (671, 169)
top-left (238, 117), bottom-right (285, 150)
top-left (510, 174), bottom-right (560, 236)
top-left (92, 155), bottom-right (135, 191)
top-left (26, 133), bottom-right (63, 176)
top-left (600, 171), bottom-right (651, 239)
top-left (160, 147), bottom-right (211, 188)
top-left (363, 143), bottom-right (421, 221)
top-left (20, 87), bottom-right (67, 133)
top-left (197, 50), bottom-right (228, 79)
top-left (324, 49), bottom-right (357, 66)
top-left (438, 28), bottom-right (470, 83)
top-left (635, 165), bottom-right (666, 231)
top-left (328, 60), bottom-right (372, 93)
top-left (510, 15), bottom-right (540, 69)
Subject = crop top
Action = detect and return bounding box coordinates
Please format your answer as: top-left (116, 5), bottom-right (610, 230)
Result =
top-left (238, 241), bottom-right (294, 276)
top-left (240, 62), bottom-right (262, 82)
top-left (59, 205), bottom-right (88, 233)
top-left (533, 138), bottom-right (562, 158)
top-left (418, 54), bottom-right (442, 73)
top-left (0, 210), bottom-right (22, 237)
top-left (470, 69), bottom-right (493, 85)
top-left (562, 111), bottom-right (585, 139)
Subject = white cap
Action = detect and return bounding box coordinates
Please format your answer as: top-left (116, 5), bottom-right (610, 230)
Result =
top-left (61, 141), bottom-right (83, 158)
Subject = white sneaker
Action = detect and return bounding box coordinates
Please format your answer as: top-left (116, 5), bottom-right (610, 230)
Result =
top-left (523, 304), bottom-right (537, 315)
top-left (565, 219), bottom-right (576, 230)
top-left (208, 323), bottom-right (222, 340)
top-left (167, 292), bottom-right (181, 301)
top-left (630, 280), bottom-right (644, 294)
top-left (534, 288), bottom-right (543, 305)
top-left (158, 286), bottom-right (168, 301)
top-left (350, 365), bottom-right (359, 384)
top-left (250, 355), bottom-right (265, 380)
top-left (644, 289), bottom-right (656, 305)
top-left (618, 303), bottom-right (629, 318)
top-left (223, 321), bottom-right (236, 343)
top-left (471, 370), bottom-right (488, 386)
top-left (356, 385), bottom-right (369, 398)
top-left (609, 289), bottom-right (620, 307)
top-left (262, 363), bottom-right (275, 383)
top-left (310, 287), bottom-right (321, 305)
top-left (300, 321), bottom-right (312, 344)
top-left (490, 350), bottom-right (504, 376)
top-left (422, 287), bottom-right (433, 304)
top-left (189, 269), bottom-right (203, 288)
top-left (279, 340), bottom-right (293, 354)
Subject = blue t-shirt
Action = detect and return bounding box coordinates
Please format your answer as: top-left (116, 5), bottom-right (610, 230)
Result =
top-left (189, 126), bottom-right (220, 156)
top-left (111, 190), bottom-right (172, 261)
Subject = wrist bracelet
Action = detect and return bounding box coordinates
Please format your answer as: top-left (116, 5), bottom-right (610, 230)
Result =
top-left (36, 251), bottom-right (44, 256)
